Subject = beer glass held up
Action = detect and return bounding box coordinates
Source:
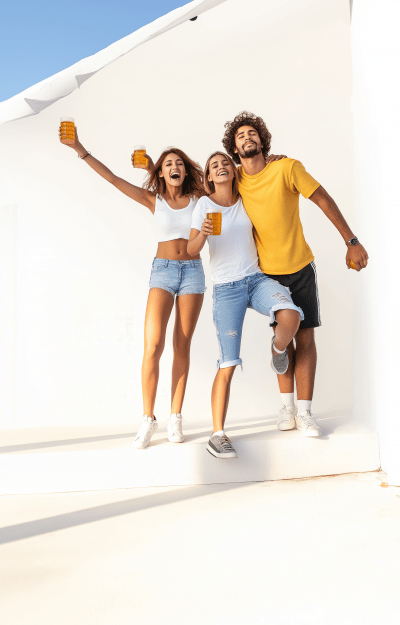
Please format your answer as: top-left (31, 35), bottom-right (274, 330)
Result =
top-left (206, 209), bottom-right (222, 235)
top-left (133, 145), bottom-right (148, 168)
top-left (60, 117), bottom-right (75, 144)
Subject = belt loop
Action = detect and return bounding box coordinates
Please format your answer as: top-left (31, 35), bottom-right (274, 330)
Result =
top-left (190, 260), bottom-right (194, 268)
top-left (164, 260), bottom-right (169, 268)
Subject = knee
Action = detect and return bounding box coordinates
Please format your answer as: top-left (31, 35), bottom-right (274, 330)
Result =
top-left (276, 309), bottom-right (301, 332)
top-left (143, 340), bottom-right (165, 361)
top-left (172, 337), bottom-right (191, 358)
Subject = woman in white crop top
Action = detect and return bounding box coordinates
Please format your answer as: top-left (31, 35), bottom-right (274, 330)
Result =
top-left (60, 127), bottom-right (206, 448)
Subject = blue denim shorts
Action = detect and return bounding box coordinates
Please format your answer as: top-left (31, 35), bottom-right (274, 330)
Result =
top-left (149, 258), bottom-right (206, 297)
top-left (212, 272), bottom-right (304, 369)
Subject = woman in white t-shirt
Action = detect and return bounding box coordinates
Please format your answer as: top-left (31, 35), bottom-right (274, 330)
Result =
top-left (188, 152), bottom-right (304, 459)
top-left (60, 126), bottom-right (206, 448)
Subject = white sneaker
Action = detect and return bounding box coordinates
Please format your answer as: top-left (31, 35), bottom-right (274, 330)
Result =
top-left (295, 411), bottom-right (322, 437)
top-left (133, 416), bottom-right (158, 449)
top-left (277, 405), bottom-right (297, 431)
top-left (167, 413), bottom-right (184, 443)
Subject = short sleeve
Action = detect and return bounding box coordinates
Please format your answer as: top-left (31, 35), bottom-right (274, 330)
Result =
top-left (289, 160), bottom-right (320, 198)
top-left (191, 198), bottom-right (206, 231)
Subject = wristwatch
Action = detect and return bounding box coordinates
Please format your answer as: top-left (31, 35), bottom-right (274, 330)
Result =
top-left (347, 237), bottom-right (359, 246)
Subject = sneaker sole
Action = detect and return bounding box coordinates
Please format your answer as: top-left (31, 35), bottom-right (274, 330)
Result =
top-left (206, 443), bottom-right (238, 459)
top-left (132, 442), bottom-right (150, 449)
top-left (270, 358), bottom-right (289, 375)
top-left (277, 421), bottom-right (296, 431)
top-left (295, 426), bottom-right (322, 437)
top-left (298, 429), bottom-right (322, 438)
top-left (168, 436), bottom-right (184, 443)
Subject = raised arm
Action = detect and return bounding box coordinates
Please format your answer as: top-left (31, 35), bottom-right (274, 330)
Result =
top-left (187, 218), bottom-right (213, 256)
top-left (59, 125), bottom-right (156, 212)
top-left (308, 185), bottom-right (369, 271)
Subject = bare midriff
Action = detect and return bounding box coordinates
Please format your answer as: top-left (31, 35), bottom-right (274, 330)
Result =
top-left (156, 239), bottom-right (200, 261)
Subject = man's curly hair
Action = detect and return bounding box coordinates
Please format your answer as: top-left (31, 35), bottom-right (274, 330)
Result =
top-left (222, 111), bottom-right (272, 165)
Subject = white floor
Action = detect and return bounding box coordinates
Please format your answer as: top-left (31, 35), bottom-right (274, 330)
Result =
top-left (1, 471), bottom-right (399, 625)
top-left (0, 415), bottom-right (380, 493)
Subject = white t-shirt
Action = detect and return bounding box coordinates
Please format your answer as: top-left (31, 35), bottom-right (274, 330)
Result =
top-left (191, 196), bottom-right (261, 284)
top-left (154, 195), bottom-right (197, 242)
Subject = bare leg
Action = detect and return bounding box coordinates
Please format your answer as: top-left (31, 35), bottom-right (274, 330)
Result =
top-left (171, 293), bottom-right (204, 414)
top-left (211, 366), bottom-right (236, 433)
top-left (272, 309), bottom-right (301, 393)
top-left (274, 339), bottom-right (296, 393)
top-left (142, 288), bottom-right (174, 419)
top-left (274, 327), bottom-right (316, 400)
top-left (294, 328), bottom-right (317, 400)
top-left (273, 309), bottom-right (301, 352)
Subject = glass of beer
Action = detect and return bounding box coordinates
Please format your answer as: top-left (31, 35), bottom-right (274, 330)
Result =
top-left (133, 145), bottom-right (148, 168)
top-left (207, 210), bottom-right (222, 235)
top-left (60, 117), bottom-right (75, 144)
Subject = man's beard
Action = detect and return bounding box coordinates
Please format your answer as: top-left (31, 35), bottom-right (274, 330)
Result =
top-left (238, 142), bottom-right (261, 160)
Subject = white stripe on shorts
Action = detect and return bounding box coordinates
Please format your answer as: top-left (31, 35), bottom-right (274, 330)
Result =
top-left (310, 261), bottom-right (321, 325)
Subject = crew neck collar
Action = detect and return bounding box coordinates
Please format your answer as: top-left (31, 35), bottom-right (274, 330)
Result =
top-left (240, 162), bottom-right (269, 179)
top-left (207, 196), bottom-right (240, 209)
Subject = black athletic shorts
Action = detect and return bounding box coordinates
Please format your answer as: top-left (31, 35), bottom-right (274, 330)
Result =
top-left (264, 261), bottom-right (321, 329)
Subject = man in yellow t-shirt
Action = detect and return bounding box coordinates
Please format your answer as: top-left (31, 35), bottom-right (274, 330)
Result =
top-left (222, 111), bottom-right (369, 436)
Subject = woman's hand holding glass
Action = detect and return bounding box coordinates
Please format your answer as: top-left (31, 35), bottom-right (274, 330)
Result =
top-left (59, 123), bottom-right (79, 150)
top-left (201, 218), bottom-right (214, 237)
top-left (131, 149), bottom-right (154, 171)
top-left (59, 125), bottom-right (90, 159)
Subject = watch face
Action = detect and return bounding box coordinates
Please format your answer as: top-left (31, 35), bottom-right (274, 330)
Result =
top-left (349, 237), bottom-right (359, 246)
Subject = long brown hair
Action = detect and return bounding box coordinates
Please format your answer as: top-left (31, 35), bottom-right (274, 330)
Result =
top-left (203, 151), bottom-right (240, 201)
top-left (144, 147), bottom-right (205, 199)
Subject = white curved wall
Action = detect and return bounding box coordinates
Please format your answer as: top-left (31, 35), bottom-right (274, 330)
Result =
top-left (0, 0), bottom-right (354, 428)
top-left (351, 0), bottom-right (400, 484)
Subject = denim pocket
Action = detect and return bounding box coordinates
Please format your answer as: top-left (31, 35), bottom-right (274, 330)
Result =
top-left (152, 261), bottom-right (165, 271)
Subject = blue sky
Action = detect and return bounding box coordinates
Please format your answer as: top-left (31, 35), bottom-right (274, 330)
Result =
top-left (0, 1), bottom-right (188, 102)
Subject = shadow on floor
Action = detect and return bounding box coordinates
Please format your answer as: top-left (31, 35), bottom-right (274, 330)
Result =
top-left (0, 481), bottom-right (251, 545)
top-left (0, 432), bottom-right (134, 454)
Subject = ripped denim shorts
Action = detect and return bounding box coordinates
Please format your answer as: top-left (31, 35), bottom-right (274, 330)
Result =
top-left (149, 258), bottom-right (206, 297)
top-left (212, 272), bottom-right (303, 369)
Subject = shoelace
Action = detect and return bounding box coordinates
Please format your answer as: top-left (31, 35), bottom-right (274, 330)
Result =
top-left (137, 420), bottom-right (155, 438)
top-left (298, 412), bottom-right (317, 426)
top-left (219, 435), bottom-right (234, 451)
top-left (281, 408), bottom-right (295, 420)
top-left (169, 417), bottom-right (183, 436)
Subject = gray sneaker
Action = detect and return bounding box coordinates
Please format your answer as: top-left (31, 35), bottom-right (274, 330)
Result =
top-left (271, 336), bottom-right (289, 375)
top-left (206, 434), bottom-right (238, 459)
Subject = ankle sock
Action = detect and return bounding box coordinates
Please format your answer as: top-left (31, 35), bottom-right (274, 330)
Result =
top-left (281, 393), bottom-right (295, 408)
top-left (297, 400), bottom-right (312, 415)
top-left (273, 341), bottom-right (286, 354)
top-left (213, 430), bottom-right (225, 437)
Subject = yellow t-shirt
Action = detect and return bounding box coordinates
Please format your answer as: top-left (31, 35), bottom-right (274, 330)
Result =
top-left (238, 159), bottom-right (320, 275)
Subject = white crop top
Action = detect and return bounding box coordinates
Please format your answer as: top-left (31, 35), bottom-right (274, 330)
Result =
top-left (154, 195), bottom-right (197, 243)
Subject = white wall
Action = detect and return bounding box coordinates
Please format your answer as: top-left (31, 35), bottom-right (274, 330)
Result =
top-left (351, 0), bottom-right (400, 484)
top-left (0, 0), bottom-right (354, 428)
